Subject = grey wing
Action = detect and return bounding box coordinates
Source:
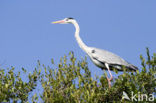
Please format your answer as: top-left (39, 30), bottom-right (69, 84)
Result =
top-left (89, 47), bottom-right (138, 71)
top-left (90, 47), bottom-right (129, 65)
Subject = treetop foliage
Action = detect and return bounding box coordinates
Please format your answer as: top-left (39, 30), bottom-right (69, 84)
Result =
top-left (0, 48), bottom-right (155, 103)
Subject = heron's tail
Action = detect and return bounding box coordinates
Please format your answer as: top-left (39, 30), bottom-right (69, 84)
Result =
top-left (128, 64), bottom-right (138, 72)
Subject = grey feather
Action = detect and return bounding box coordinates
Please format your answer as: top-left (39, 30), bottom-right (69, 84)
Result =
top-left (88, 47), bottom-right (138, 71)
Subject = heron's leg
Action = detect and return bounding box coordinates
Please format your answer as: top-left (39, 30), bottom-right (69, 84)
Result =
top-left (105, 63), bottom-right (113, 88)
top-left (105, 63), bottom-right (113, 81)
top-left (103, 69), bottom-right (111, 88)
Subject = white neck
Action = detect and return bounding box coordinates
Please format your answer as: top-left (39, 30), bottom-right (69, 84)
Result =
top-left (72, 20), bottom-right (89, 53)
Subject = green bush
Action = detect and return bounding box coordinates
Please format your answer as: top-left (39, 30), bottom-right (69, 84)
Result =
top-left (0, 48), bottom-right (155, 102)
top-left (40, 48), bottom-right (155, 103)
top-left (0, 67), bottom-right (40, 102)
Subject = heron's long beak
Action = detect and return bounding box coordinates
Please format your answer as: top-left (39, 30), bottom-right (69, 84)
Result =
top-left (52, 20), bottom-right (64, 24)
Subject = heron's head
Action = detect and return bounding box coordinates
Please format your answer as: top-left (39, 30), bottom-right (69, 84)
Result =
top-left (52, 17), bottom-right (75, 24)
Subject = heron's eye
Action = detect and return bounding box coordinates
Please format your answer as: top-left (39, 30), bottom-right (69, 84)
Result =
top-left (92, 50), bottom-right (95, 53)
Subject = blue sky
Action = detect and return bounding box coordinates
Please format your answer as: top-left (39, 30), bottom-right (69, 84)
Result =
top-left (0, 0), bottom-right (156, 77)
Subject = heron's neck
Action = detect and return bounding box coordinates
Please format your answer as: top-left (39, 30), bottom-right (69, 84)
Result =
top-left (72, 21), bottom-right (88, 53)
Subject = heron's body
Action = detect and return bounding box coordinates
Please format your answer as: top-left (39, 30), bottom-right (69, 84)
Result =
top-left (52, 17), bottom-right (138, 88)
top-left (87, 47), bottom-right (137, 71)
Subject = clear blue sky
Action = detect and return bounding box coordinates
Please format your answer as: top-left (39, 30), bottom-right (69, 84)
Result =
top-left (0, 0), bottom-right (156, 77)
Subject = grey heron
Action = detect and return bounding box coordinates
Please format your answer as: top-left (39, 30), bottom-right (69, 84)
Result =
top-left (52, 17), bottom-right (138, 88)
